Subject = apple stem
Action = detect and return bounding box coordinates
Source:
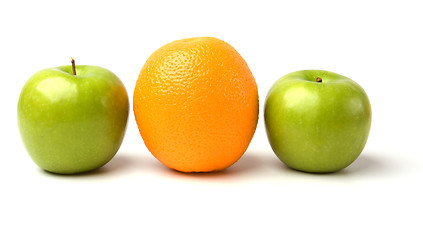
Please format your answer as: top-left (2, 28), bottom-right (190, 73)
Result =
top-left (71, 57), bottom-right (76, 75)
top-left (316, 77), bottom-right (322, 83)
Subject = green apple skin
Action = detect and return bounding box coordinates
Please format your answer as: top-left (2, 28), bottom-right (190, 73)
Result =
top-left (17, 65), bottom-right (129, 174)
top-left (264, 70), bottom-right (371, 173)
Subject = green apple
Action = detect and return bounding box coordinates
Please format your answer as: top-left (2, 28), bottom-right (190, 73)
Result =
top-left (17, 59), bottom-right (129, 174)
top-left (264, 70), bottom-right (371, 173)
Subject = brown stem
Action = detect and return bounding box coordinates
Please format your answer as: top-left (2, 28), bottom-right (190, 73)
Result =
top-left (71, 57), bottom-right (76, 75)
top-left (316, 77), bottom-right (322, 83)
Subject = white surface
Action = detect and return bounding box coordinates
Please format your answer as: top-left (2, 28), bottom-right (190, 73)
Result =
top-left (1, 0), bottom-right (422, 239)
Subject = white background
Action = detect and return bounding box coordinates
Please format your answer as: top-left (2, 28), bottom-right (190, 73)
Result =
top-left (1, 0), bottom-right (422, 239)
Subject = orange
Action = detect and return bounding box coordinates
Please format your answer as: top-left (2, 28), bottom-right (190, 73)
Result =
top-left (133, 37), bottom-right (258, 172)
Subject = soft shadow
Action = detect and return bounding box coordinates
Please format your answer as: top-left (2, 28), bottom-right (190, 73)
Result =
top-left (228, 152), bottom-right (268, 174)
top-left (336, 152), bottom-right (393, 176)
top-left (268, 152), bottom-right (394, 177)
top-left (38, 152), bottom-right (148, 178)
top-left (96, 153), bottom-right (146, 175)
top-left (161, 151), bottom-right (268, 180)
top-left (37, 151), bottom-right (393, 179)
